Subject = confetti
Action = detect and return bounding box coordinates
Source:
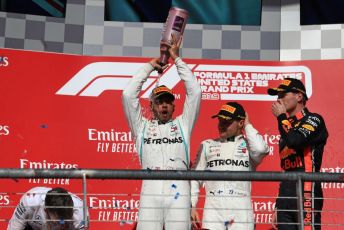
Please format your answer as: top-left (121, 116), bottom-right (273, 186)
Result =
top-left (40, 124), bottom-right (48, 128)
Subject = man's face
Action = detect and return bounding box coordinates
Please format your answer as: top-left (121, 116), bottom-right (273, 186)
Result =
top-left (151, 96), bottom-right (175, 123)
top-left (45, 210), bottom-right (74, 230)
top-left (277, 91), bottom-right (302, 113)
top-left (218, 117), bottom-right (244, 139)
top-left (45, 211), bottom-right (62, 230)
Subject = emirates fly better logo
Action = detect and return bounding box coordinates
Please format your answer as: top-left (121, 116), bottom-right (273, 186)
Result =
top-left (56, 62), bottom-right (312, 101)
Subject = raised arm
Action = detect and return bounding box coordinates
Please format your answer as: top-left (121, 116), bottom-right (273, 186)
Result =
top-left (176, 57), bottom-right (202, 134)
top-left (122, 61), bottom-right (156, 137)
top-left (162, 35), bottom-right (201, 134)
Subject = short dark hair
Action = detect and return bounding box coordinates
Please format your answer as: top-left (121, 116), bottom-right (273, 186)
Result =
top-left (301, 93), bottom-right (307, 106)
top-left (45, 187), bottom-right (74, 227)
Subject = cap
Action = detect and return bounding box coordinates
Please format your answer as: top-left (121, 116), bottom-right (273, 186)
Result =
top-left (211, 102), bottom-right (246, 120)
top-left (150, 85), bottom-right (175, 101)
top-left (267, 78), bottom-right (308, 100)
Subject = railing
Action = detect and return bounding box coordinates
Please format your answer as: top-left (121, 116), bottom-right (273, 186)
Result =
top-left (1, 169), bottom-right (344, 229)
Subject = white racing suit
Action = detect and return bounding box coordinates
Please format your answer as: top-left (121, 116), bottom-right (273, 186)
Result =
top-left (7, 187), bottom-right (87, 230)
top-left (122, 57), bottom-right (201, 230)
top-left (191, 124), bottom-right (269, 230)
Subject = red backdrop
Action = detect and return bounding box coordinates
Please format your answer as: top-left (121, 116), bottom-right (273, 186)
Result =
top-left (0, 48), bottom-right (342, 229)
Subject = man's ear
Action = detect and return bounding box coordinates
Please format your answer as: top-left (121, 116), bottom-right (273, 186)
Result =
top-left (296, 92), bottom-right (303, 103)
top-left (44, 209), bottom-right (50, 219)
top-left (239, 119), bottom-right (245, 128)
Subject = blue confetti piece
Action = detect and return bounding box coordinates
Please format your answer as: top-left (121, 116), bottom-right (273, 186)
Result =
top-left (224, 219), bottom-right (234, 226)
top-left (40, 124), bottom-right (48, 128)
top-left (120, 220), bottom-right (126, 225)
top-left (171, 184), bottom-right (177, 189)
top-left (174, 192), bottom-right (180, 199)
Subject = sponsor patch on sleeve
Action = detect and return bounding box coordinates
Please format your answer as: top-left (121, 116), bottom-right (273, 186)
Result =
top-left (302, 124), bottom-right (315, 132)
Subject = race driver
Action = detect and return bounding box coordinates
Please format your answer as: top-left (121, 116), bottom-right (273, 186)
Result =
top-left (122, 35), bottom-right (201, 230)
top-left (7, 187), bottom-right (87, 230)
top-left (268, 78), bottom-right (328, 230)
top-left (191, 102), bottom-right (269, 230)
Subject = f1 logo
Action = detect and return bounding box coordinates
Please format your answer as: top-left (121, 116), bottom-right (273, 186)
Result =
top-left (56, 62), bottom-right (192, 98)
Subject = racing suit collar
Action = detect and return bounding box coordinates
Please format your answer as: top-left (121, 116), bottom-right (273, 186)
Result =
top-left (289, 107), bottom-right (309, 123)
top-left (227, 136), bottom-right (235, 142)
top-left (220, 134), bottom-right (243, 142)
top-left (153, 118), bottom-right (173, 125)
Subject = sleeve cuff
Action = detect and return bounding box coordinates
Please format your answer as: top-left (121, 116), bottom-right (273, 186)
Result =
top-left (174, 57), bottom-right (182, 65)
top-left (244, 123), bottom-right (255, 133)
top-left (144, 62), bottom-right (155, 73)
top-left (277, 113), bottom-right (288, 123)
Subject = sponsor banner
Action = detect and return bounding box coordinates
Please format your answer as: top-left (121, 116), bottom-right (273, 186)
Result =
top-left (194, 64), bottom-right (312, 101)
top-left (321, 167), bottom-right (344, 189)
top-left (253, 199), bottom-right (276, 225)
top-left (0, 48), bottom-right (341, 229)
top-left (19, 159), bottom-right (78, 185)
top-left (89, 195), bottom-right (140, 227)
top-left (88, 129), bottom-right (136, 153)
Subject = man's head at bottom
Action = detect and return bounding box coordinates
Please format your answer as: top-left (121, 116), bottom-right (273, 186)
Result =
top-left (44, 187), bottom-right (76, 230)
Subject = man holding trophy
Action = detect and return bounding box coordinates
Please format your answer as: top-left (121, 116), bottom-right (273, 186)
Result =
top-left (122, 8), bottom-right (201, 230)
